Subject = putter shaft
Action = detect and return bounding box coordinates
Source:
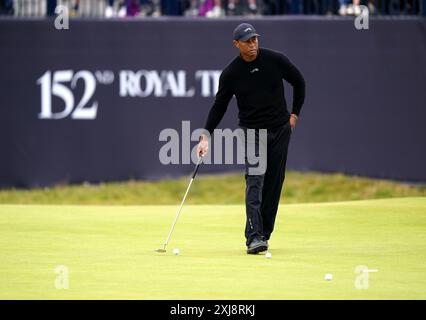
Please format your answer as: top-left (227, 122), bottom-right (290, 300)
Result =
top-left (158, 156), bottom-right (204, 251)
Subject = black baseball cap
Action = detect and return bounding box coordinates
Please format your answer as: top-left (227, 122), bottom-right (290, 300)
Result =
top-left (233, 23), bottom-right (260, 42)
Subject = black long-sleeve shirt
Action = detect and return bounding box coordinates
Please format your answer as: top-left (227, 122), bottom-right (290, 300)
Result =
top-left (204, 48), bottom-right (305, 134)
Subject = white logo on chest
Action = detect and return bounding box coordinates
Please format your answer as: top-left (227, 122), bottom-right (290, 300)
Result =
top-left (250, 68), bottom-right (259, 74)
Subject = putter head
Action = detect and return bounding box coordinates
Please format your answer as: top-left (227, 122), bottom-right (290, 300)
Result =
top-left (155, 244), bottom-right (167, 253)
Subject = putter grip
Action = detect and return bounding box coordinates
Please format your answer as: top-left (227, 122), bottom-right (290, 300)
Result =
top-left (191, 158), bottom-right (203, 179)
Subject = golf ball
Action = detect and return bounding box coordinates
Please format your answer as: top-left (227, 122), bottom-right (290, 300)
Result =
top-left (265, 252), bottom-right (272, 259)
top-left (324, 273), bottom-right (333, 281)
top-left (173, 248), bottom-right (180, 255)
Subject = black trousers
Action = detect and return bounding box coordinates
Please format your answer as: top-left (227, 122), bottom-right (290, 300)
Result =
top-left (241, 121), bottom-right (292, 246)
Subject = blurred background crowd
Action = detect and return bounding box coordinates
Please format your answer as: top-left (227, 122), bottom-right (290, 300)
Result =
top-left (0, 0), bottom-right (423, 17)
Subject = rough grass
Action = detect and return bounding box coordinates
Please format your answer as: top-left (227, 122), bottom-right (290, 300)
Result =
top-left (0, 171), bottom-right (424, 205)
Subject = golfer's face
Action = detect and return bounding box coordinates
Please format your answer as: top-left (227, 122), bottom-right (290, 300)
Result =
top-left (238, 36), bottom-right (259, 59)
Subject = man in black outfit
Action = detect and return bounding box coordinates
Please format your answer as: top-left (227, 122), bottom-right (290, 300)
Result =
top-left (197, 23), bottom-right (306, 254)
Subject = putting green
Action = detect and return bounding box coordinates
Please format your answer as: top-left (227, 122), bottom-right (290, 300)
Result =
top-left (0, 197), bottom-right (425, 299)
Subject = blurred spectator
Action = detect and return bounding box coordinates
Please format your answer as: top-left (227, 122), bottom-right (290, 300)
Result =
top-left (47, 0), bottom-right (57, 16)
top-left (105, 0), bottom-right (125, 18)
top-left (290, 0), bottom-right (304, 14)
top-left (227, 0), bottom-right (259, 15)
top-left (161, 0), bottom-right (182, 15)
top-left (70, 0), bottom-right (80, 16)
top-left (105, 0), bottom-right (175, 17)
top-left (184, 0), bottom-right (200, 16)
top-left (338, 0), bottom-right (350, 14)
top-left (2, 0), bottom-right (423, 17)
top-left (199, 0), bottom-right (225, 17)
top-left (0, 0), bottom-right (13, 15)
top-left (339, 0), bottom-right (362, 15)
top-left (321, 0), bottom-right (336, 14)
top-left (303, 0), bottom-right (337, 14)
top-left (262, 0), bottom-right (286, 14)
top-left (381, 0), bottom-right (421, 14)
top-left (127, 0), bottom-right (141, 16)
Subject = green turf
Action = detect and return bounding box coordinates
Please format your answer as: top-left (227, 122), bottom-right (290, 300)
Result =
top-left (0, 171), bottom-right (425, 205)
top-left (0, 197), bottom-right (425, 299)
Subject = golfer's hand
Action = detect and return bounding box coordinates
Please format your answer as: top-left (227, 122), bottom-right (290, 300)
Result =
top-left (197, 134), bottom-right (209, 158)
top-left (290, 113), bottom-right (298, 130)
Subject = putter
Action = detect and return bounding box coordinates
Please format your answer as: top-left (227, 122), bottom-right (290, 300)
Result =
top-left (155, 155), bottom-right (204, 253)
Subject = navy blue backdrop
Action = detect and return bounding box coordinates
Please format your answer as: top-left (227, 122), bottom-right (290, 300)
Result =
top-left (0, 17), bottom-right (425, 188)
